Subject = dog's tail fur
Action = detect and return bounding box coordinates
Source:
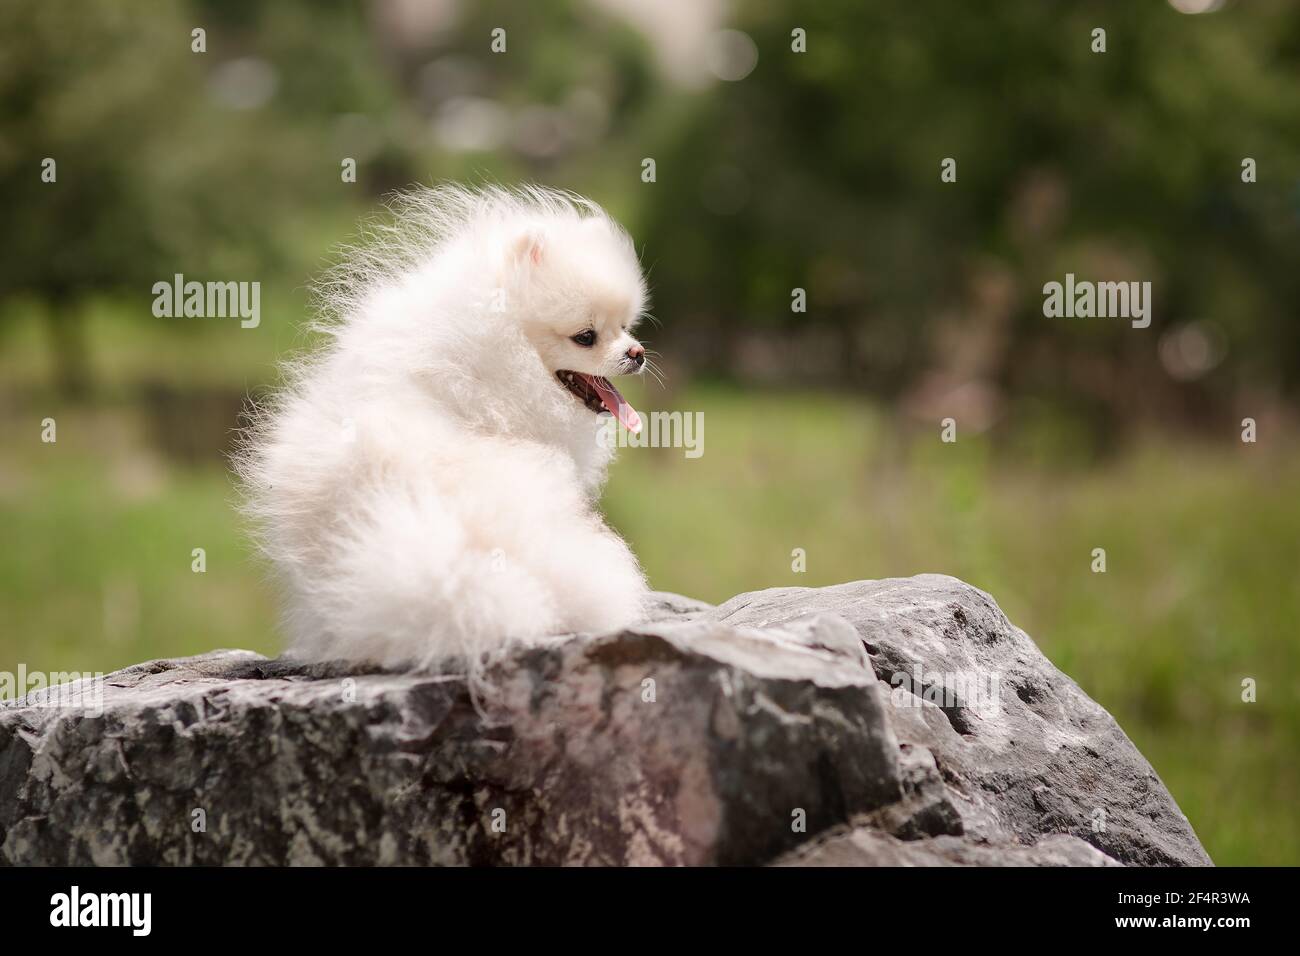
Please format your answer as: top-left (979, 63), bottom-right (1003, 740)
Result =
top-left (265, 475), bottom-right (646, 668)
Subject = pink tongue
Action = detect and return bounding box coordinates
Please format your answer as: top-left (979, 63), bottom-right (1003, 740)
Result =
top-left (586, 374), bottom-right (641, 434)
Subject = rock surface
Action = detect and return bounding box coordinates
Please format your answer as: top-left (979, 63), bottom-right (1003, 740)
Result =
top-left (0, 575), bottom-right (1210, 866)
top-left (775, 829), bottom-right (1121, 867)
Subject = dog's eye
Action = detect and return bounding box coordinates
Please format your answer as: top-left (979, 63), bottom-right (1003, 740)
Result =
top-left (571, 329), bottom-right (597, 347)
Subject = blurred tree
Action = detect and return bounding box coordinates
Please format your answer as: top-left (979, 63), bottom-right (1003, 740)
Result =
top-left (0, 0), bottom-right (401, 396)
top-left (365, 0), bottom-right (657, 206)
top-left (638, 0), bottom-right (1300, 441)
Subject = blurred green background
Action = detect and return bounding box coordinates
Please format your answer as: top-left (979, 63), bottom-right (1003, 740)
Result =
top-left (2, 0), bottom-right (1298, 865)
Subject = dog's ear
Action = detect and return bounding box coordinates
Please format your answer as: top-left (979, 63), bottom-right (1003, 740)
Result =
top-left (511, 228), bottom-right (545, 266)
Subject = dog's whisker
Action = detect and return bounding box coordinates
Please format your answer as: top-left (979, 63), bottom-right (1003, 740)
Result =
top-left (643, 357), bottom-right (666, 390)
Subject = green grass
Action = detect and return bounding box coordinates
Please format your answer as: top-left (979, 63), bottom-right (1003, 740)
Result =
top-left (0, 406), bottom-right (279, 669)
top-left (1, 333), bottom-right (1296, 864)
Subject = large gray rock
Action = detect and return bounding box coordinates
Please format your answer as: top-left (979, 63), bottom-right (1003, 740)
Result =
top-left (0, 575), bottom-right (1210, 866)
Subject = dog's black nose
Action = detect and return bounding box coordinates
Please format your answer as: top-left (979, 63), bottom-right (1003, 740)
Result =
top-left (626, 344), bottom-right (645, 368)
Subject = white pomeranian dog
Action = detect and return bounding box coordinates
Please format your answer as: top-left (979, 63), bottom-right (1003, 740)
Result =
top-left (236, 185), bottom-right (653, 668)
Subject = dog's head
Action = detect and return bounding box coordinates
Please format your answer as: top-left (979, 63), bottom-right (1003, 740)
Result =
top-left (506, 215), bottom-right (648, 433)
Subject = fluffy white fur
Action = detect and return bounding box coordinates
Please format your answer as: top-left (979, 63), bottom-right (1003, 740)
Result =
top-left (236, 185), bottom-right (652, 668)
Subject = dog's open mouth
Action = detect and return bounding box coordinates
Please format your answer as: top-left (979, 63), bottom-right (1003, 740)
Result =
top-left (556, 370), bottom-right (641, 433)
